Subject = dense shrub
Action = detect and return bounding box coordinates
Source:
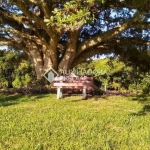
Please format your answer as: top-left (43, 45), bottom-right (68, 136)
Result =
top-left (143, 85), bottom-right (150, 94)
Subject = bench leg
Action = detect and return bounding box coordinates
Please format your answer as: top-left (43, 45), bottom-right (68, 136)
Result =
top-left (82, 86), bottom-right (87, 100)
top-left (57, 87), bottom-right (63, 99)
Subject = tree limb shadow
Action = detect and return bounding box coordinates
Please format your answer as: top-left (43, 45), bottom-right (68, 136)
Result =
top-left (131, 94), bottom-right (149, 103)
top-left (0, 93), bottom-right (45, 107)
top-left (130, 94), bottom-right (150, 116)
top-left (130, 105), bottom-right (150, 116)
top-left (0, 94), bottom-right (21, 107)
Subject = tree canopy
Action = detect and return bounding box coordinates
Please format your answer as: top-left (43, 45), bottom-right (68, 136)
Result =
top-left (0, 0), bottom-right (150, 79)
top-left (0, 50), bottom-right (33, 88)
top-left (76, 58), bottom-right (150, 93)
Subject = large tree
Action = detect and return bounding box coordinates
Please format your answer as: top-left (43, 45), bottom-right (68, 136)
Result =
top-left (0, 0), bottom-right (150, 80)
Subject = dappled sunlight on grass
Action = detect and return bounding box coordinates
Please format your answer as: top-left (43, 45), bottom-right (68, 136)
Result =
top-left (0, 93), bottom-right (150, 149)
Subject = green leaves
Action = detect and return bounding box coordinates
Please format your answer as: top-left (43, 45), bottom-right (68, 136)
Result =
top-left (44, 0), bottom-right (97, 29)
top-left (43, 0), bottom-right (107, 29)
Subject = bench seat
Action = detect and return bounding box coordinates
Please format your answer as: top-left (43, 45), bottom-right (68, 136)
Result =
top-left (53, 76), bottom-right (94, 99)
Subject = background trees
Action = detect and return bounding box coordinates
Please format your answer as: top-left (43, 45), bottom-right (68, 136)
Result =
top-left (0, 50), bottom-right (149, 94)
top-left (76, 58), bottom-right (150, 93)
top-left (0, 50), bottom-right (34, 88)
top-left (0, 0), bottom-right (149, 80)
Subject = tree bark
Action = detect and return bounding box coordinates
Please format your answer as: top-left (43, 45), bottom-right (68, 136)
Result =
top-left (58, 30), bottom-right (79, 72)
top-left (29, 48), bottom-right (44, 80)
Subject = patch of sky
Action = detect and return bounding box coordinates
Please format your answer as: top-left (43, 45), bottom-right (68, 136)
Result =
top-left (0, 46), bottom-right (8, 51)
top-left (90, 53), bottom-right (115, 60)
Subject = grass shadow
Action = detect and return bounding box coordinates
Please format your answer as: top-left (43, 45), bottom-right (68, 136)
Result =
top-left (131, 94), bottom-right (150, 103)
top-left (130, 104), bottom-right (150, 116)
top-left (0, 93), bottom-right (51, 107)
top-left (125, 94), bottom-right (150, 116)
top-left (0, 94), bottom-right (22, 107)
top-left (143, 104), bottom-right (150, 112)
top-left (70, 94), bottom-right (109, 102)
top-left (0, 102), bottom-right (19, 107)
top-left (71, 99), bottom-right (83, 102)
top-left (28, 94), bottom-right (51, 101)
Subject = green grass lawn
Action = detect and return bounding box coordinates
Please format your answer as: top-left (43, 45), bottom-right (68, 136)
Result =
top-left (0, 93), bottom-right (150, 150)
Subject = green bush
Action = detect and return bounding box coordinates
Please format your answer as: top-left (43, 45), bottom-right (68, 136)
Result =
top-left (143, 85), bottom-right (150, 94)
top-left (12, 76), bottom-right (22, 88)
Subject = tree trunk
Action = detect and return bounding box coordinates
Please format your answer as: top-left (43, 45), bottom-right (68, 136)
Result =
top-left (28, 39), bottom-right (59, 80)
top-left (58, 30), bottom-right (79, 72)
top-left (29, 49), bottom-right (44, 80)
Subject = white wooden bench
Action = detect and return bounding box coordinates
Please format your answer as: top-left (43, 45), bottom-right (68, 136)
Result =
top-left (53, 76), bottom-right (94, 99)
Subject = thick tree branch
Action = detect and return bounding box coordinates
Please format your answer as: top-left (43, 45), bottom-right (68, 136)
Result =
top-left (115, 37), bottom-right (150, 46)
top-left (76, 21), bottom-right (132, 57)
top-left (1, 27), bottom-right (39, 42)
top-left (28, 0), bottom-right (39, 5)
top-left (0, 40), bottom-right (16, 46)
top-left (71, 45), bottom-right (111, 68)
top-left (1, 24), bottom-right (50, 47)
top-left (76, 11), bottom-right (149, 57)
top-left (0, 37), bottom-right (28, 54)
top-left (11, 0), bottom-right (54, 37)
top-left (58, 30), bottom-right (79, 70)
top-left (0, 7), bottom-right (43, 39)
top-left (133, 22), bottom-right (150, 29)
top-left (39, 0), bottom-right (51, 18)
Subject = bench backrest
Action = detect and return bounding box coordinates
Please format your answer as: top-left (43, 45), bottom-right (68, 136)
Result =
top-left (53, 76), bottom-right (93, 82)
